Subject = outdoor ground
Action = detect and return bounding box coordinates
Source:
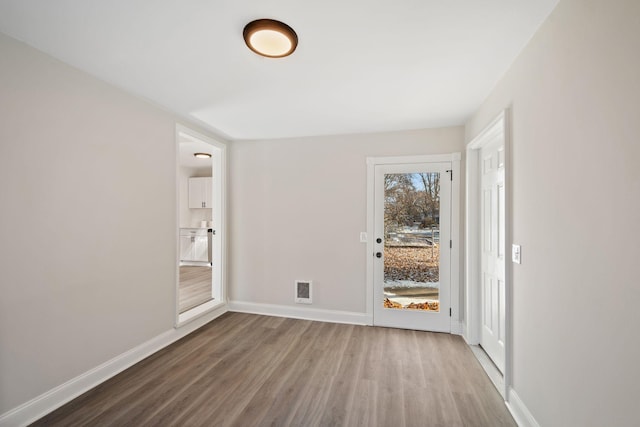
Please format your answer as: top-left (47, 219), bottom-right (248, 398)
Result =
top-left (384, 245), bottom-right (439, 282)
top-left (384, 245), bottom-right (440, 311)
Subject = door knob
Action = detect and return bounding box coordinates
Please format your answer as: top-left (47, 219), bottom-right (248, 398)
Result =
top-left (375, 252), bottom-right (382, 258)
top-left (376, 238), bottom-right (382, 243)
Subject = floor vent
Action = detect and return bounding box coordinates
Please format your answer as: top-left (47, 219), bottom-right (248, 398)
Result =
top-left (295, 280), bottom-right (312, 304)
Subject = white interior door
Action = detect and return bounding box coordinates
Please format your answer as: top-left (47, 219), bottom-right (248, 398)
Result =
top-left (373, 162), bottom-right (451, 332)
top-left (480, 136), bottom-right (506, 372)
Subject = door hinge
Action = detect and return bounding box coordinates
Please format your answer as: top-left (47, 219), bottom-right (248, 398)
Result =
top-left (449, 308), bottom-right (452, 317)
top-left (446, 169), bottom-right (452, 181)
top-left (449, 240), bottom-right (452, 249)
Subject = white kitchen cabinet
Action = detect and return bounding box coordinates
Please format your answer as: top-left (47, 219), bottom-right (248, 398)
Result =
top-left (180, 229), bottom-right (209, 263)
top-left (188, 177), bottom-right (212, 209)
top-left (180, 235), bottom-right (193, 261)
top-left (193, 235), bottom-right (208, 261)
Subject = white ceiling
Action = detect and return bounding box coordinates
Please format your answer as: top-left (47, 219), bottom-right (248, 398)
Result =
top-left (0, 0), bottom-right (559, 140)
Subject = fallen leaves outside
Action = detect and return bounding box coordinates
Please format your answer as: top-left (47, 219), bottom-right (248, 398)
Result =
top-left (383, 245), bottom-right (440, 311)
top-left (384, 298), bottom-right (440, 312)
top-left (384, 245), bottom-right (439, 282)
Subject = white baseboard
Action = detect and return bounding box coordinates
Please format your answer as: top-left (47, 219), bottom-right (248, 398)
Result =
top-left (228, 300), bottom-right (370, 325)
top-left (506, 388), bottom-right (540, 427)
top-left (461, 325), bottom-right (479, 346)
top-left (450, 319), bottom-right (464, 335)
top-left (0, 305), bottom-right (228, 427)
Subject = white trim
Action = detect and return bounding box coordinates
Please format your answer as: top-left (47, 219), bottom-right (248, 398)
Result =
top-left (366, 153), bottom-right (461, 332)
top-left (469, 345), bottom-right (505, 398)
top-left (504, 110), bottom-right (513, 399)
top-left (366, 153), bottom-right (458, 166)
top-left (506, 388), bottom-right (541, 427)
top-left (365, 158), bottom-right (375, 325)
top-left (450, 320), bottom-right (464, 335)
top-left (464, 144), bottom-right (481, 345)
top-left (175, 124), bottom-right (228, 328)
top-left (450, 154), bottom-right (462, 332)
top-left (467, 113), bottom-right (506, 150)
top-left (465, 109), bottom-right (512, 397)
top-left (228, 301), bottom-right (370, 325)
top-left (0, 306), bottom-right (228, 427)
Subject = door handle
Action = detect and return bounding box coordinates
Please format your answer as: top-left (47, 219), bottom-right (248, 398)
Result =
top-left (375, 252), bottom-right (382, 258)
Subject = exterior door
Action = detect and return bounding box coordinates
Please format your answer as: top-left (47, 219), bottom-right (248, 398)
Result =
top-left (373, 162), bottom-right (451, 332)
top-left (480, 136), bottom-right (506, 372)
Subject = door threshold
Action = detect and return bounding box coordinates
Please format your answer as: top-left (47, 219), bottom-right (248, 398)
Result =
top-left (177, 300), bottom-right (225, 327)
top-left (469, 344), bottom-right (505, 398)
top-left (179, 261), bottom-right (211, 267)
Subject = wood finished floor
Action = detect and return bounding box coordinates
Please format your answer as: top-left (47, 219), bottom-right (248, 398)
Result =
top-left (32, 313), bottom-right (516, 427)
top-left (179, 265), bottom-right (212, 313)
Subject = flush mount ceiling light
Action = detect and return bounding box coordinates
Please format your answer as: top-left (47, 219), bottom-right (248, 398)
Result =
top-left (193, 152), bottom-right (212, 159)
top-left (243, 19), bottom-right (298, 58)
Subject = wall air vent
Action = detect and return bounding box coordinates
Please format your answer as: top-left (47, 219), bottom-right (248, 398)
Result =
top-left (295, 280), bottom-right (312, 304)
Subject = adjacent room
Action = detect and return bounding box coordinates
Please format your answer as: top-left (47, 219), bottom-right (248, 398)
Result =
top-left (177, 133), bottom-right (214, 313)
top-left (1, 1), bottom-right (639, 426)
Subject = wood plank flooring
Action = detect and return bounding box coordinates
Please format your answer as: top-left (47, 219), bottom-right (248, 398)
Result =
top-left (32, 313), bottom-right (516, 427)
top-left (179, 266), bottom-right (212, 313)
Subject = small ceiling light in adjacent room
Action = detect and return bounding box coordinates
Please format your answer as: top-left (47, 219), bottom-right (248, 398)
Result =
top-left (194, 152), bottom-right (212, 159)
top-left (243, 19), bottom-right (298, 58)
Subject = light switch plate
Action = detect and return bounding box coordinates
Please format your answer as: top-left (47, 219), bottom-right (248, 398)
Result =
top-left (512, 244), bottom-right (521, 264)
top-left (360, 232), bottom-right (368, 243)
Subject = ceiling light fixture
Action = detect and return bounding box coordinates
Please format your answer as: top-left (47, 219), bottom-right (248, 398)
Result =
top-left (243, 19), bottom-right (298, 58)
top-left (193, 152), bottom-right (212, 159)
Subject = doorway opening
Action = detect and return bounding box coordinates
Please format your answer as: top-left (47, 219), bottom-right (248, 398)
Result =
top-left (176, 125), bottom-right (226, 325)
top-left (367, 154), bottom-right (461, 333)
top-left (465, 110), bottom-right (510, 398)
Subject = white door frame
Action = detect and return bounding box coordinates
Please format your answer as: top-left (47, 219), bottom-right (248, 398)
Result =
top-left (366, 153), bottom-right (461, 332)
top-left (465, 109), bottom-right (511, 398)
top-left (175, 124), bottom-right (228, 327)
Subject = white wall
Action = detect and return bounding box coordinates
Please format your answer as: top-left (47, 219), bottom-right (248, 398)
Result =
top-left (229, 129), bottom-right (464, 313)
top-left (465, 0), bottom-right (640, 425)
top-left (0, 32), bottom-right (223, 414)
top-left (178, 166), bottom-right (212, 228)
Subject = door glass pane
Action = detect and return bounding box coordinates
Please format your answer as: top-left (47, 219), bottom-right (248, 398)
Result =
top-left (383, 173), bottom-right (440, 311)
